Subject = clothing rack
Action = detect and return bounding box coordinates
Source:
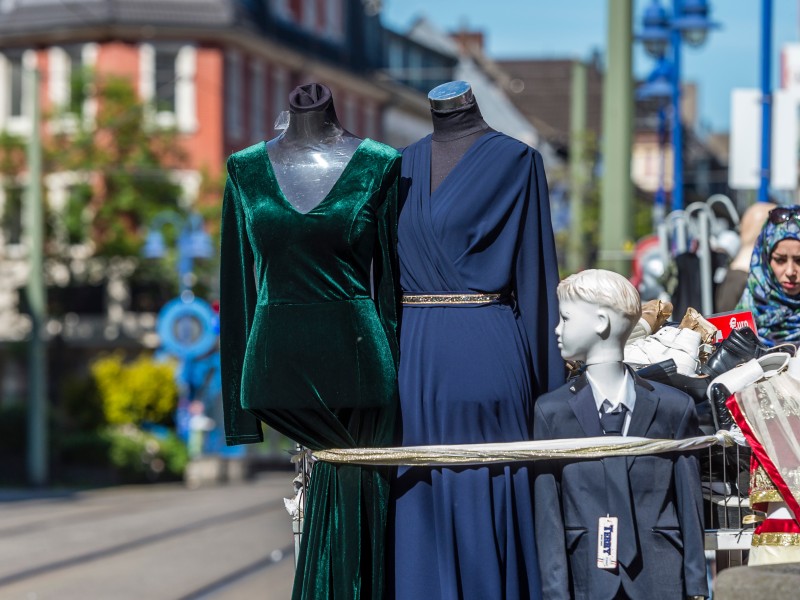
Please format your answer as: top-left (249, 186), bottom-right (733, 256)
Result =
top-left (657, 194), bottom-right (739, 317)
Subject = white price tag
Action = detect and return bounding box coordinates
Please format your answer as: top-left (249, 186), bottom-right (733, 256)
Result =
top-left (597, 516), bottom-right (618, 569)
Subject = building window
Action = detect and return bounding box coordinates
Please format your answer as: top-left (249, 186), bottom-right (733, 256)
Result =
top-left (0, 49), bottom-right (35, 134)
top-left (49, 44), bottom-right (98, 130)
top-left (408, 48), bottom-right (423, 88)
top-left (44, 172), bottom-right (95, 249)
top-left (388, 39), bottom-right (404, 80)
top-left (324, 0), bottom-right (344, 41)
top-left (271, 0), bottom-right (343, 41)
top-left (302, 0), bottom-right (317, 32)
top-left (9, 54), bottom-right (23, 118)
top-left (251, 61), bottom-right (266, 141)
top-left (140, 44), bottom-right (196, 132)
top-left (155, 47), bottom-right (179, 114)
top-left (1, 186), bottom-right (24, 246)
top-left (225, 51), bottom-right (243, 139)
top-left (174, 46), bottom-right (197, 132)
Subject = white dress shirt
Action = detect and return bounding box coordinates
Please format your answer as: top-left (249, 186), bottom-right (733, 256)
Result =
top-left (586, 368), bottom-right (636, 436)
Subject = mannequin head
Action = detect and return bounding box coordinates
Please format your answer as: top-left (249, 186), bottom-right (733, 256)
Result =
top-left (555, 270), bottom-right (641, 364)
top-left (289, 82), bottom-right (333, 112)
top-left (427, 80), bottom-right (490, 143)
top-left (282, 82), bottom-right (350, 142)
top-left (428, 80), bottom-right (474, 111)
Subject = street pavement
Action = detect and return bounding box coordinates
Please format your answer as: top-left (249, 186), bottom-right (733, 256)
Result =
top-left (0, 472), bottom-right (298, 600)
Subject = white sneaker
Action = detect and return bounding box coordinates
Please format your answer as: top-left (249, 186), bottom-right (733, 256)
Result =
top-left (671, 328), bottom-right (702, 357)
top-left (624, 326), bottom-right (700, 376)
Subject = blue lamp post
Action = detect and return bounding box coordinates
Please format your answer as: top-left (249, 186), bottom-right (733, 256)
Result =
top-left (638, 0), bottom-right (717, 213)
top-left (637, 58), bottom-right (674, 227)
top-left (759, 0), bottom-right (773, 203)
top-left (143, 211), bottom-right (213, 296)
top-left (143, 210), bottom-right (229, 457)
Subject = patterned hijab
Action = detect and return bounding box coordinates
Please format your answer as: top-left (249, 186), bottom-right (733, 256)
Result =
top-left (738, 204), bottom-right (800, 347)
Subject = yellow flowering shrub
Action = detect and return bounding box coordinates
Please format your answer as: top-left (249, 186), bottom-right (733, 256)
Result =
top-left (91, 353), bottom-right (178, 425)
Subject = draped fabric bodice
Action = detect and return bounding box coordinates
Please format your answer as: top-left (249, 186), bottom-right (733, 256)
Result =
top-left (391, 132), bottom-right (563, 600)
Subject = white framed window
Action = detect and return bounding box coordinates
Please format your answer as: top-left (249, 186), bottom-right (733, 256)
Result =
top-left (0, 49), bottom-right (36, 135)
top-left (225, 50), bottom-right (243, 140)
top-left (44, 171), bottom-right (94, 251)
top-left (139, 43), bottom-right (197, 132)
top-left (48, 43), bottom-right (98, 132)
top-left (174, 46), bottom-right (197, 132)
top-left (250, 61), bottom-right (266, 141)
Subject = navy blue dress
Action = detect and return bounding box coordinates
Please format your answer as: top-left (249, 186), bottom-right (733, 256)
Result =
top-left (391, 132), bottom-right (563, 600)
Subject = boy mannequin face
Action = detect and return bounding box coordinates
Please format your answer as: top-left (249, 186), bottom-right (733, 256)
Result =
top-left (555, 299), bottom-right (606, 363)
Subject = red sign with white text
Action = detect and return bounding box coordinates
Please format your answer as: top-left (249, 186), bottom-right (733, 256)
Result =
top-left (706, 310), bottom-right (757, 342)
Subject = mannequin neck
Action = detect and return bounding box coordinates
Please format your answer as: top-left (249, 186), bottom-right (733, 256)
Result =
top-left (585, 360), bottom-right (628, 393)
top-left (430, 101), bottom-right (490, 142)
top-left (284, 101), bottom-right (345, 143)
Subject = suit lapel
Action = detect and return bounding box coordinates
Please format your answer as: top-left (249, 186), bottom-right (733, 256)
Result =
top-left (627, 375), bottom-right (660, 473)
top-left (627, 380), bottom-right (660, 438)
top-left (568, 377), bottom-right (604, 437)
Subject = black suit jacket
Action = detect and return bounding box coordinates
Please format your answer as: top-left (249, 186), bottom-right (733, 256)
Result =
top-left (533, 369), bottom-right (708, 600)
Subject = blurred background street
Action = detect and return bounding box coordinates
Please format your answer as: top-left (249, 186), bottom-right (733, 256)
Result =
top-left (0, 473), bottom-right (296, 600)
top-left (1, 0), bottom-right (800, 597)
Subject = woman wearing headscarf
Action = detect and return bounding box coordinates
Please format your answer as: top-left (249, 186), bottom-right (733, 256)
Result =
top-left (738, 205), bottom-right (800, 347)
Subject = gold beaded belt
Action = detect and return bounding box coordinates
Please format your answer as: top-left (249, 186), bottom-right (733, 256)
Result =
top-left (402, 293), bottom-right (502, 305)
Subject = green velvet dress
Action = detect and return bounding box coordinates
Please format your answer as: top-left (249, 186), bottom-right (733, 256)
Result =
top-left (219, 139), bottom-right (401, 599)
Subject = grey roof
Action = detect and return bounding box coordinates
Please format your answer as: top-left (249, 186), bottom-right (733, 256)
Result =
top-left (406, 17), bottom-right (460, 59)
top-left (402, 17), bottom-right (561, 170)
top-left (0, 0), bottom-right (240, 37)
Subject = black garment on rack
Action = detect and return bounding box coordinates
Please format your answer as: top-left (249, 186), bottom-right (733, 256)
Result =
top-left (670, 250), bottom-right (729, 319)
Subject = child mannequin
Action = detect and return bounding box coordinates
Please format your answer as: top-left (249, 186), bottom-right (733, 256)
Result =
top-left (534, 269), bottom-right (707, 600)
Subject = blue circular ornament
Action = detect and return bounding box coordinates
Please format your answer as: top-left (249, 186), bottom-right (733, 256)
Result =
top-left (157, 297), bottom-right (218, 359)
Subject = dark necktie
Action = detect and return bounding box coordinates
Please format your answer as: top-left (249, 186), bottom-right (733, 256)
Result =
top-left (600, 402), bottom-right (637, 566)
top-left (600, 403), bottom-right (627, 436)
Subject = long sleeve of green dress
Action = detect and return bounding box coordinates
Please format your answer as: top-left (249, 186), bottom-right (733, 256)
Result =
top-left (219, 155), bottom-right (264, 446)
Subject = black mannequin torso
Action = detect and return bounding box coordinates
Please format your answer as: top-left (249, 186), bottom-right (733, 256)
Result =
top-left (428, 81), bottom-right (494, 194)
top-left (266, 83), bottom-right (362, 213)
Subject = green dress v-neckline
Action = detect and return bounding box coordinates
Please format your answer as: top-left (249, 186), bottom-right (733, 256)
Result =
top-left (261, 138), bottom-right (371, 215)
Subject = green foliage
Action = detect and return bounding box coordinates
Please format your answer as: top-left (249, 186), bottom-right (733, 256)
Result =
top-left (0, 131), bottom-right (25, 174)
top-left (3, 73), bottom-right (220, 296)
top-left (47, 75), bottom-right (188, 256)
top-left (59, 425), bottom-right (188, 482)
top-left (63, 182), bottom-right (93, 244)
top-left (105, 425), bottom-right (188, 481)
top-left (90, 352), bottom-right (178, 426)
top-left (69, 65), bottom-right (91, 115)
top-left (60, 370), bottom-right (105, 431)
